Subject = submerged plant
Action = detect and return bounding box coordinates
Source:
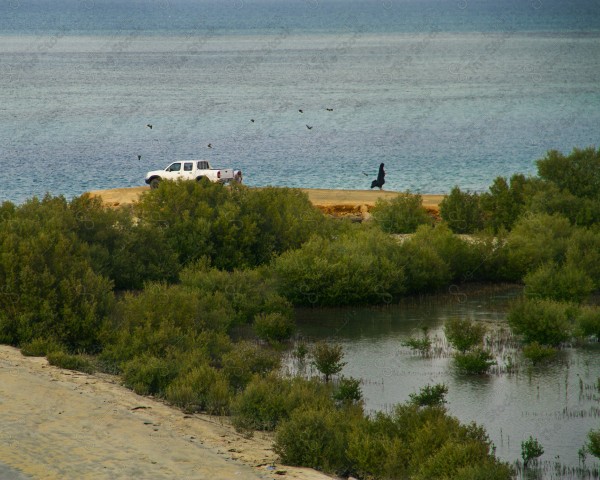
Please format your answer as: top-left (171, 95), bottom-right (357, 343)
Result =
top-left (522, 341), bottom-right (557, 365)
top-left (312, 342), bottom-right (346, 383)
top-left (521, 436), bottom-right (544, 467)
top-left (445, 318), bottom-right (486, 353)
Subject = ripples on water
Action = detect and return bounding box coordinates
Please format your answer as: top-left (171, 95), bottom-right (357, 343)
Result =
top-left (1, 0), bottom-right (599, 203)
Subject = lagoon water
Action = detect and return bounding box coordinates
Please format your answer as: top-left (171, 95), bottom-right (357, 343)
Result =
top-left (293, 285), bottom-right (600, 473)
top-left (1, 0), bottom-right (600, 203)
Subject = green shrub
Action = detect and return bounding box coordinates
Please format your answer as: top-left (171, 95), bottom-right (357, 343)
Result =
top-left (274, 394), bottom-right (512, 479)
top-left (521, 436), bottom-right (544, 467)
top-left (467, 230), bottom-right (512, 282)
top-left (507, 298), bottom-right (576, 346)
top-left (439, 187), bottom-right (483, 234)
top-left (312, 342), bottom-right (346, 382)
top-left (221, 341), bottom-right (281, 391)
top-left (566, 228), bottom-right (600, 288)
top-left (409, 384), bottom-right (448, 407)
top-left (274, 407), bottom-right (354, 474)
top-left (525, 180), bottom-right (600, 226)
top-left (47, 351), bottom-right (95, 374)
top-left (0, 194), bottom-right (114, 352)
top-left (445, 319), bottom-right (487, 353)
top-left (20, 337), bottom-right (63, 357)
top-left (231, 375), bottom-right (290, 432)
top-left (536, 147), bottom-right (600, 200)
top-left (372, 191), bottom-right (433, 233)
top-left (480, 174), bottom-right (527, 232)
top-left (402, 336), bottom-right (432, 355)
top-left (180, 263), bottom-right (293, 325)
top-left (587, 429), bottom-right (600, 459)
top-left (522, 342), bottom-right (557, 365)
top-left (135, 182), bottom-right (329, 269)
top-left (576, 306), bottom-right (600, 340)
top-left (70, 194), bottom-right (180, 290)
top-left (505, 212), bottom-right (573, 280)
top-left (165, 364), bottom-right (231, 415)
top-left (274, 228), bottom-right (406, 306)
top-left (454, 349), bottom-right (495, 374)
top-left (253, 312), bottom-right (295, 343)
top-left (411, 223), bottom-right (483, 282)
top-left (333, 377), bottom-right (363, 405)
top-left (121, 354), bottom-right (179, 396)
top-left (524, 262), bottom-right (594, 303)
top-left (414, 439), bottom-right (510, 480)
top-left (101, 283), bottom-right (233, 367)
top-left (397, 236), bottom-right (451, 293)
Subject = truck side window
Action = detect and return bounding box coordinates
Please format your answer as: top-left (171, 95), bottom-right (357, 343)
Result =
top-left (168, 163), bottom-right (181, 172)
top-left (198, 161), bottom-right (209, 170)
top-left (184, 163), bottom-right (193, 171)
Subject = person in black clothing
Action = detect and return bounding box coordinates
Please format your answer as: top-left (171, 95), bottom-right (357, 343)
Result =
top-left (370, 163), bottom-right (385, 190)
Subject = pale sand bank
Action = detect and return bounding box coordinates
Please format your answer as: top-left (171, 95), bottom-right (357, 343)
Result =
top-left (0, 346), bottom-right (330, 480)
top-left (88, 186), bottom-right (444, 213)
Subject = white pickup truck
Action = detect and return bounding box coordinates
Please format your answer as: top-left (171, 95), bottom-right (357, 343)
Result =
top-left (145, 160), bottom-right (242, 189)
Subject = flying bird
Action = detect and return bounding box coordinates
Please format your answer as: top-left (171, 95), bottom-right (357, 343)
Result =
top-left (207, 143), bottom-right (212, 148)
top-left (250, 119), bottom-right (255, 122)
top-left (326, 108), bottom-right (333, 111)
top-left (298, 109), bottom-right (303, 113)
top-left (137, 155), bottom-right (142, 161)
top-left (146, 124), bottom-right (153, 129)
top-left (306, 125), bottom-right (313, 130)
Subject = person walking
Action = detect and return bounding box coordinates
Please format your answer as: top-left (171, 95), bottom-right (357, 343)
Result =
top-left (370, 163), bottom-right (385, 190)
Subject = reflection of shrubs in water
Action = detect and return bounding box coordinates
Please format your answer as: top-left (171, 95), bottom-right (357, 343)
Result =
top-left (522, 341), bottom-right (557, 365)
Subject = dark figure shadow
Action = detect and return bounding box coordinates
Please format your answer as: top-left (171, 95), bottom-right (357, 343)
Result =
top-left (370, 163), bottom-right (385, 190)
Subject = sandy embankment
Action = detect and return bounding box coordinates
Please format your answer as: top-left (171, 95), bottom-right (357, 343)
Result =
top-left (0, 345), bottom-right (329, 480)
top-left (88, 186), bottom-right (444, 218)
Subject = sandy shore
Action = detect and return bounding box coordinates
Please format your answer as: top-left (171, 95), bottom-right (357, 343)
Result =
top-left (0, 345), bottom-right (330, 480)
top-left (88, 186), bottom-right (444, 217)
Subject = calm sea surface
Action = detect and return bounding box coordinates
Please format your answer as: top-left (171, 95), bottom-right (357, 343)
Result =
top-left (1, 0), bottom-right (599, 203)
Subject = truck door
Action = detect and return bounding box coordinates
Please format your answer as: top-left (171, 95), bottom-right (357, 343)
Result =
top-left (166, 162), bottom-right (182, 178)
top-left (183, 162), bottom-right (194, 179)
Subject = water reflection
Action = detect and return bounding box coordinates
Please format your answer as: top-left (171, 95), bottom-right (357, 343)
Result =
top-left (293, 284), bottom-right (600, 472)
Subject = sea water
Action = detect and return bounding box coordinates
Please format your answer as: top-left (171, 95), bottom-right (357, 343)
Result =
top-left (0, 0), bottom-right (599, 203)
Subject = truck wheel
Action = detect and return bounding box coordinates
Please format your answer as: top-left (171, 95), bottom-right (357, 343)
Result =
top-left (196, 176), bottom-right (207, 184)
top-left (150, 177), bottom-right (161, 189)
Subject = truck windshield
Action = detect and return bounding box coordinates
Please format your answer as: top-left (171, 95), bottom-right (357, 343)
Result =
top-left (168, 163), bottom-right (181, 172)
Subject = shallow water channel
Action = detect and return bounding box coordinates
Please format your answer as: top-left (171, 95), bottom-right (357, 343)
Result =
top-left (290, 284), bottom-right (600, 476)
